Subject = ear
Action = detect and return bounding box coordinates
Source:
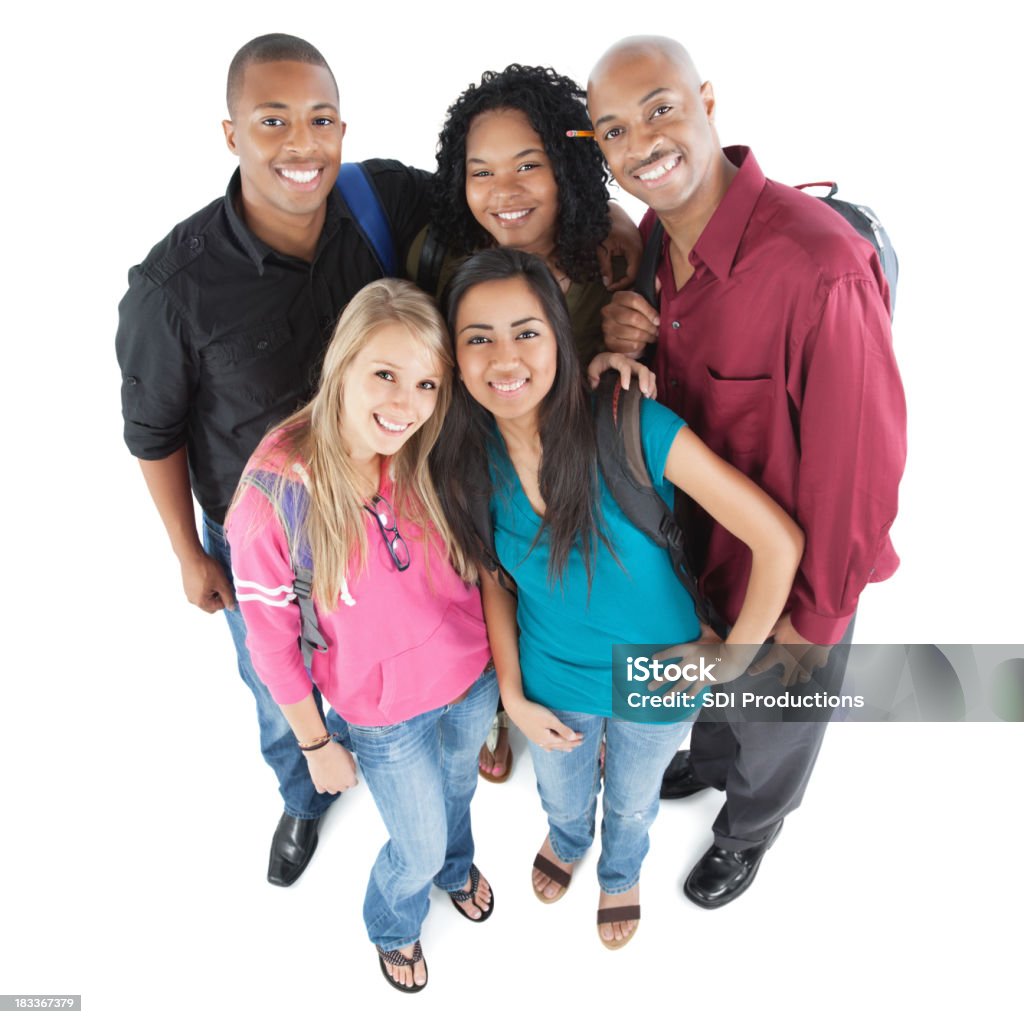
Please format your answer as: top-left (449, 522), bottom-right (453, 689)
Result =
top-left (700, 81), bottom-right (716, 123)
top-left (222, 119), bottom-right (237, 155)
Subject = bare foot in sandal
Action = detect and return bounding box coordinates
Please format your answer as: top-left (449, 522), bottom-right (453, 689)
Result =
top-left (478, 725), bottom-right (511, 779)
top-left (378, 941), bottom-right (428, 990)
top-left (532, 835), bottom-right (574, 902)
top-left (449, 863), bottom-right (493, 921)
top-left (597, 884), bottom-right (640, 949)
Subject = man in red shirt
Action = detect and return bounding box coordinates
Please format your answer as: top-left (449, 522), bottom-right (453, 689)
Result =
top-left (588, 36), bottom-right (906, 907)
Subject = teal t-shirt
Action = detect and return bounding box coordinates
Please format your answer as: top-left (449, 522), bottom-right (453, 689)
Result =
top-left (490, 397), bottom-right (702, 717)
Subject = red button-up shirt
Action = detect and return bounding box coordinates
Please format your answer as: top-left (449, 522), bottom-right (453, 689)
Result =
top-left (643, 147), bottom-right (907, 644)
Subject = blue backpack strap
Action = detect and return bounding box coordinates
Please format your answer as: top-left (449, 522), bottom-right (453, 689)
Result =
top-left (243, 470), bottom-right (329, 674)
top-left (335, 162), bottom-right (398, 277)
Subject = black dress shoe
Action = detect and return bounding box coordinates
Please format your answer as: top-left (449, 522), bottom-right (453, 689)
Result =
top-left (683, 820), bottom-right (783, 909)
top-left (267, 812), bottom-right (321, 887)
top-left (660, 750), bottom-right (712, 800)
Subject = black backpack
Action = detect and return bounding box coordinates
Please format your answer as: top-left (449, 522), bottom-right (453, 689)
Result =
top-left (468, 370), bottom-right (712, 625)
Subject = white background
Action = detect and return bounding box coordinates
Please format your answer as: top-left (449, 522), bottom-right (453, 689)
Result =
top-left (2, 1), bottom-right (1021, 1021)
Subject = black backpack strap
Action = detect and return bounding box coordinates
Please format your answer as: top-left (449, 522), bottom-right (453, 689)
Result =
top-left (634, 219), bottom-right (664, 310)
top-left (414, 222), bottom-right (447, 296)
top-left (632, 220), bottom-right (664, 366)
top-left (593, 371), bottom-right (711, 625)
top-left (243, 470), bottom-right (329, 674)
top-left (467, 480), bottom-right (516, 595)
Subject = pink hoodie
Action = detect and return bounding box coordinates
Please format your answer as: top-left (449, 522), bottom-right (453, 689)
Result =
top-left (226, 445), bottom-right (491, 727)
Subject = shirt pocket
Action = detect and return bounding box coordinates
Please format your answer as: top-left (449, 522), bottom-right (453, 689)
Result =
top-left (199, 319), bottom-right (309, 407)
top-left (200, 319), bottom-right (293, 374)
top-left (700, 367), bottom-right (774, 460)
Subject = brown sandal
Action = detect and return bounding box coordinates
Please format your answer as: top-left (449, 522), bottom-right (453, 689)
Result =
top-left (596, 905), bottom-right (641, 950)
top-left (532, 852), bottom-right (573, 904)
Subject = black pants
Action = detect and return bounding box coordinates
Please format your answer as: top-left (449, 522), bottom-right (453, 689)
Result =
top-left (688, 618), bottom-right (856, 851)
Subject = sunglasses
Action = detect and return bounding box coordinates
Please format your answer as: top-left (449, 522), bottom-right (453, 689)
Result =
top-left (363, 493), bottom-right (411, 572)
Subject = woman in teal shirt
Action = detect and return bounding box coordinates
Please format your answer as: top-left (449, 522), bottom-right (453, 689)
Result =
top-left (434, 248), bottom-right (805, 950)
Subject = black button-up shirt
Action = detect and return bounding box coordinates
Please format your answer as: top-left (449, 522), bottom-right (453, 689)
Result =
top-left (116, 159), bottom-right (432, 523)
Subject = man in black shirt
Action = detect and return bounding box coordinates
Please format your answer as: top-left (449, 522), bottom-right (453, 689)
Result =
top-left (115, 34), bottom-right (432, 886)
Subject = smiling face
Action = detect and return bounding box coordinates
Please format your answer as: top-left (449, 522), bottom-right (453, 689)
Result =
top-left (222, 60), bottom-right (345, 231)
top-left (339, 322), bottom-right (443, 464)
top-left (588, 46), bottom-right (718, 218)
top-left (453, 275), bottom-right (558, 431)
top-left (464, 108), bottom-right (560, 258)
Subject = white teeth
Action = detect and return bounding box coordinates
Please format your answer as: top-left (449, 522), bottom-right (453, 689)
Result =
top-left (637, 156), bottom-right (680, 182)
top-left (279, 168), bottom-right (319, 183)
top-left (496, 210), bottom-right (530, 221)
top-left (490, 379), bottom-right (527, 392)
top-left (374, 414), bottom-right (409, 433)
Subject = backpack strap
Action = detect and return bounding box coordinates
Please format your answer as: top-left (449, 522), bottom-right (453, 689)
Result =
top-left (243, 470), bottom-right (329, 675)
top-left (466, 478), bottom-right (516, 595)
top-left (414, 222), bottom-right (448, 296)
top-left (335, 162), bottom-right (398, 277)
top-left (632, 220), bottom-right (664, 367)
top-left (592, 371), bottom-right (711, 625)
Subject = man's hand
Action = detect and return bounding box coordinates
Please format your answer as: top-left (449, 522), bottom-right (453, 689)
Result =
top-left (180, 549), bottom-right (237, 613)
top-left (586, 351), bottom-right (657, 398)
top-left (749, 613), bottom-right (833, 687)
top-left (598, 203), bottom-right (643, 290)
top-left (303, 742), bottom-right (358, 794)
top-left (601, 290), bottom-right (660, 356)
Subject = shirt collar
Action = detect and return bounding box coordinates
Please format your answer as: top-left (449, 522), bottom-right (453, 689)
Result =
top-left (690, 145), bottom-right (766, 281)
top-left (223, 168), bottom-right (348, 274)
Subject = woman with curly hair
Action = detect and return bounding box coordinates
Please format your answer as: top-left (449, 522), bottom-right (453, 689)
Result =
top-left (409, 63), bottom-right (616, 369)
top-left (408, 64), bottom-right (628, 781)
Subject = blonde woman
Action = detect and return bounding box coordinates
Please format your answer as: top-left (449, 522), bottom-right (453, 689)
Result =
top-left (226, 280), bottom-right (496, 993)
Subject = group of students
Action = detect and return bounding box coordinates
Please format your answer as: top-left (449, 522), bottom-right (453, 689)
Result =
top-left (117, 31), bottom-right (905, 995)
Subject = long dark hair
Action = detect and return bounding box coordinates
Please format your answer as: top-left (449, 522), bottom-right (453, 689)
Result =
top-left (432, 248), bottom-right (607, 587)
top-left (431, 64), bottom-right (610, 285)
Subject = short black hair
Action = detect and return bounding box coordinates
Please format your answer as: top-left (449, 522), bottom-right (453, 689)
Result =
top-left (432, 65), bottom-right (611, 285)
top-left (226, 34), bottom-right (337, 114)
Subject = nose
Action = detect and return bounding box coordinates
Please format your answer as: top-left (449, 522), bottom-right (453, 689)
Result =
top-left (285, 119), bottom-right (316, 156)
top-left (489, 169), bottom-right (522, 201)
top-left (627, 119), bottom-right (664, 165)
top-left (488, 337), bottom-right (521, 369)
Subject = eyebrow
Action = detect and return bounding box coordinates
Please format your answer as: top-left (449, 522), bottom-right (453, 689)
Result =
top-left (593, 87), bottom-right (669, 128)
top-left (253, 101), bottom-right (339, 112)
top-left (466, 147), bottom-right (545, 165)
top-left (458, 316), bottom-right (542, 334)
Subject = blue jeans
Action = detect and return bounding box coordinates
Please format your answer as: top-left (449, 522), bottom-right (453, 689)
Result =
top-left (529, 711), bottom-right (691, 893)
top-left (347, 667), bottom-right (498, 951)
top-left (203, 513), bottom-right (344, 820)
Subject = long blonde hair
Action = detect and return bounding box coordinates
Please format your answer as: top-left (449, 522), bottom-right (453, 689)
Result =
top-left (231, 279), bottom-right (474, 610)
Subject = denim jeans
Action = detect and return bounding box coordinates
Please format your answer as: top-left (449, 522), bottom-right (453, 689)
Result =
top-left (529, 711), bottom-right (691, 893)
top-left (347, 667), bottom-right (498, 951)
top-left (203, 513), bottom-right (344, 820)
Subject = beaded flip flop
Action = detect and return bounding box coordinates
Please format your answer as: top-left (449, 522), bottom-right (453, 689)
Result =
top-left (377, 941), bottom-right (428, 993)
top-left (448, 863), bottom-right (494, 922)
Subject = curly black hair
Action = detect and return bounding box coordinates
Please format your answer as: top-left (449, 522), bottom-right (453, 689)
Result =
top-left (431, 64), bottom-right (611, 285)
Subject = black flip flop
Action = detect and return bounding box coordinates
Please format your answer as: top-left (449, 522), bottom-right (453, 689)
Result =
top-left (448, 862), bottom-right (494, 922)
top-left (377, 941), bottom-right (428, 993)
